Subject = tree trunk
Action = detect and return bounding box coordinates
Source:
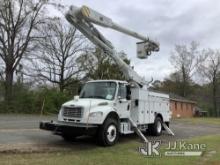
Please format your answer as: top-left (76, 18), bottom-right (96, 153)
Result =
top-left (59, 63), bottom-right (65, 93)
top-left (59, 82), bottom-right (64, 93)
top-left (213, 88), bottom-right (217, 117)
top-left (181, 65), bottom-right (187, 97)
top-left (212, 76), bottom-right (217, 117)
top-left (5, 65), bottom-right (14, 106)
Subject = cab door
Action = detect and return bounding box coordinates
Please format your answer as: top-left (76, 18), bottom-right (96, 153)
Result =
top-left (116, 83), bottom-right (130, 118)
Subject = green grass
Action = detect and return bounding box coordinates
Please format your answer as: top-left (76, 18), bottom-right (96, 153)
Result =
top-left (0, 134), bottom-right (220, 165)
top-left (173, 117), bottom-right (220, 126)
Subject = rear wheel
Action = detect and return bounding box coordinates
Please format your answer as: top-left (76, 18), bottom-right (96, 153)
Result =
top-left (97, 118), bottom-right (119, 146)
top-left (148, 117), bottom-right (162, 136)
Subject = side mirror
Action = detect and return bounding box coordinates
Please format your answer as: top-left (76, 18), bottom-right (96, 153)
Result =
top-left (77, 84), bottom-right (84, 95)
top-left (126, 95), bottom-right (131, 100)
top-left (74, 95), bottom-right (79, 101)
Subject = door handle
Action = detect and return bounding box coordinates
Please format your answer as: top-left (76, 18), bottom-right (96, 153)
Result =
top-left (127, 104), bottom-right (130, 110)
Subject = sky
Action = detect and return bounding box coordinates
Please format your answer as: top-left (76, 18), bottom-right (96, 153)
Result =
top-left (50, 0), bottom-right (220, 81)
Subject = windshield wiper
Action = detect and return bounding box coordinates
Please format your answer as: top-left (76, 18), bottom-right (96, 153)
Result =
top-left (80, 96), bottom-right (106, 99)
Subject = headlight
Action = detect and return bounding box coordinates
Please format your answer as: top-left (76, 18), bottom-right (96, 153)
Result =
top-left (89, 112), bottom-right (103, 118)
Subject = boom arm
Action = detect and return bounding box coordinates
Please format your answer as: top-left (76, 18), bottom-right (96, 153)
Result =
top-left (65, 5), bottom-right (159, 87)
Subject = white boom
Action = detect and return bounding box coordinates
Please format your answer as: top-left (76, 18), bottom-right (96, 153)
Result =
top-left (65, 5), bottom-right (160, 87)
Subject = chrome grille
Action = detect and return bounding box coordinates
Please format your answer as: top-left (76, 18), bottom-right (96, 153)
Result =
top-left (62, 106), bottom-right (83, 118)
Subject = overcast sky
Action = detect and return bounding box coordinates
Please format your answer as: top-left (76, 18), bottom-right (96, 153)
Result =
top-left (51, 0), bottom-right (220, 81)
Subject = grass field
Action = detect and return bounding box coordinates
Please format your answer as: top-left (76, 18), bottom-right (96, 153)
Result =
top-left (0, 134), bottom-right (219, 165)
top-left (174, 117), bottom-right (220, 126)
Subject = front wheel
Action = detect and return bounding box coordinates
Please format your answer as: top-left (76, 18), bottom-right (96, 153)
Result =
top-left (97, 118), bottom-right (119, 146)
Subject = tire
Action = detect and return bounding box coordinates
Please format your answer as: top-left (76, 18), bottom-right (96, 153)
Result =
top-left (148, 117), bottom-right (162, 136)
top-left (62, 133), bottom-right (77, 142)
top-left (97, 117), bottom-right (119, 146)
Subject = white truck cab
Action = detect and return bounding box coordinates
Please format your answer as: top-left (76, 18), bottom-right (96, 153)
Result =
top-left (58, 80), bottom-right (130, 124)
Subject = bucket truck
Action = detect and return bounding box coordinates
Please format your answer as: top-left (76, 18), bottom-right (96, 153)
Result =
top-left (40, 5), bottom-right (174, 146)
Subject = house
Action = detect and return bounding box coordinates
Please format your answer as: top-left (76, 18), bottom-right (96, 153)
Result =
top-left (149, 89), bottom-right (197, 118)
top-left (169, 93), bottom-right (196, 118)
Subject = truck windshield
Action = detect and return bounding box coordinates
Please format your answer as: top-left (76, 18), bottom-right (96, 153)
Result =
top-left (79, 82), bottom-right (117, 100)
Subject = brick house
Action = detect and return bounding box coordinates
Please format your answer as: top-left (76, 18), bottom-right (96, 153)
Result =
top-left (169, 93), bottom-right (196, 118)
top-left (149, 89), bottom-right (197, 118)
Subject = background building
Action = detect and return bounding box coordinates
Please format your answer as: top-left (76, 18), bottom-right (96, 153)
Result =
top-left (169, 93), bottom-right (196, 118)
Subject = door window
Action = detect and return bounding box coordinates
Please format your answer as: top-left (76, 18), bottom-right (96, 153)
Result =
top-left (118, 83), bottom-right (127, 99)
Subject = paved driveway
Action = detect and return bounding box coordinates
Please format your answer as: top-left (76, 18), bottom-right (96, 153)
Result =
top-left (0, 115), bottom-right (219, 153)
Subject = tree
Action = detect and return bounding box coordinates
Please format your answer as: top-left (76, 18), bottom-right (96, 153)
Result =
top-left (78, 48), bottom-right (130, 80)
top-left (198, 49), bottom-right (220, 116)
top-left (151, 71), bottom-right (194, 96)
top-left (0, 0), bottom-right (47, 104)
top-left (30, 18), bottom-right (88, 92)
top-left (170, 41), bottom-right (200, 97)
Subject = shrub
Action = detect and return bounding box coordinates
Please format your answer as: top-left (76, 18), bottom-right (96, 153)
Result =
top-left (0, 84), bottom-right (72, 114)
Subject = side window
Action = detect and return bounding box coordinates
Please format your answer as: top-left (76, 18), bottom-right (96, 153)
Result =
top-left (118, 83), bottom-right (126, 99)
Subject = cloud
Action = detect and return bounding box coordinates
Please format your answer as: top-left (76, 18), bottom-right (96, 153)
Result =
top-left (51, 0), bottom-right (220, 80)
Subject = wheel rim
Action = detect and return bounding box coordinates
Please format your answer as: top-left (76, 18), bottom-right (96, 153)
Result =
top-left (157, 121), bottom-right (162, 133)
top-left (107, 124), bottom-right (117, 142)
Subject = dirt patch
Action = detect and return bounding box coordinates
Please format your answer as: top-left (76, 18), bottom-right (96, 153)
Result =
top-left (0, 143), bottom-right (72, 154)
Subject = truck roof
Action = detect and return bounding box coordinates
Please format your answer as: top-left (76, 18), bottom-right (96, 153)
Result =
top-left (87, 79), bottom-right (128, 84)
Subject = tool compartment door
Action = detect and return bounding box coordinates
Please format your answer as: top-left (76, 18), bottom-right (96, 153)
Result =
top-left (131, 88), bottom-right (149, 124)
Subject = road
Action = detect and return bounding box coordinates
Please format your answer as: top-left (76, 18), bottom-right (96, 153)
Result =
top-left (0, 115), bottom-right (220, 153)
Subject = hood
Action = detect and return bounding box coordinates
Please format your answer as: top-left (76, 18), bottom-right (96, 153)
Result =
top-left (62, 98), bottom-right (112, 108)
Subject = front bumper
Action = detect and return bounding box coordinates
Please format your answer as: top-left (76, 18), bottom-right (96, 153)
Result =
top-left (39, 120), bottom-right (98, 136)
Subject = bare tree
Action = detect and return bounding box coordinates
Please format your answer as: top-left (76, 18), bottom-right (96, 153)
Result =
top-left (198, 49), bottom-right (220, 116)
top-left (77, 48), bottom-right (109, 80)
top-left (170, 41), bottom-right (200, 97)
top-left (30, 18), bottom-right (89, 92)
top-left (0, 0), bottom-right (47, 103)
top-left (77, 48), bottom-right (130, 80)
